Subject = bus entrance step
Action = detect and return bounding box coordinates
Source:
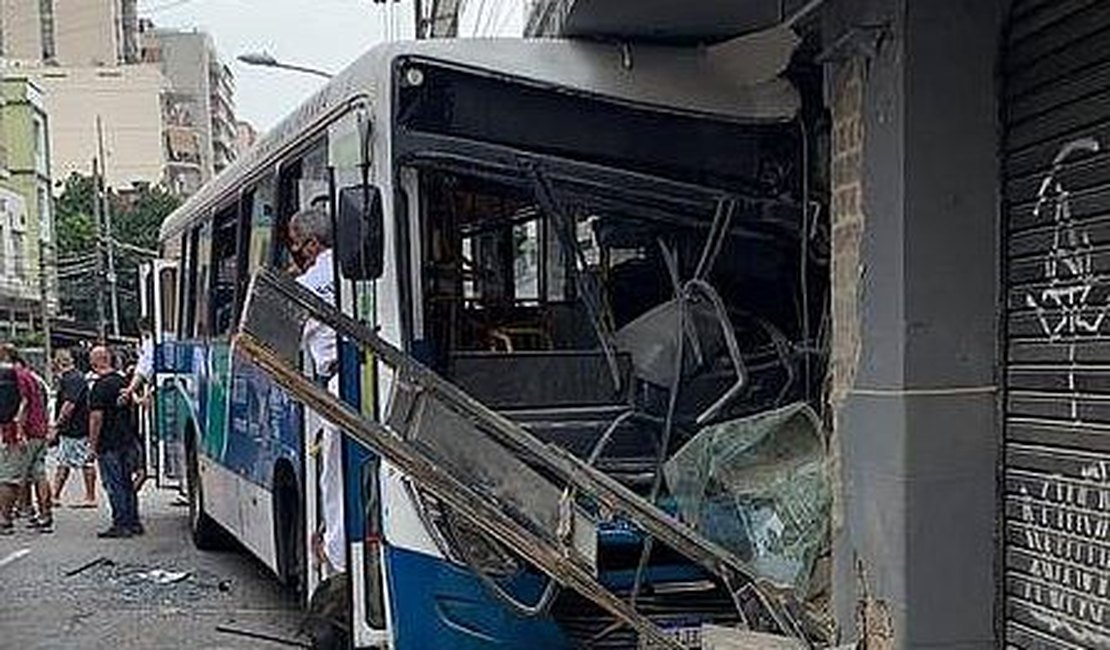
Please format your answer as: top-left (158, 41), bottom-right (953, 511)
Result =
top-left (237, 268), bottom-right (809, 649)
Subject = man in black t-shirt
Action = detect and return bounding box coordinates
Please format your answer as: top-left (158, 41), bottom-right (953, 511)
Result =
top-left (88, 346), bottom-right (141, 538)
top-left (51, 349), bottom-right (97, 507)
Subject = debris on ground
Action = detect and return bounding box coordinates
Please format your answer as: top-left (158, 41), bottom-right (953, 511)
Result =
top-left (69, 559), bottom-right (233, 605)
top-left (64, 556), bottom-right (112, 577)
top-left (215, 623), bottom-right (312, 648)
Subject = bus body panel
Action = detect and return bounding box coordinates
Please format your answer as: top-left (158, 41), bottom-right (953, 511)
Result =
top-left (385, 545), bottom-right (569, 650)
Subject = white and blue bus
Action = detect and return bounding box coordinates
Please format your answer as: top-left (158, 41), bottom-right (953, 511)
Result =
top-left (149, 35), bottom-right (825, 649)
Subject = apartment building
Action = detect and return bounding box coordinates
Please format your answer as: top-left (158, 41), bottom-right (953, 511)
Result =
top-left (0, 75), bottom-right (54, 335)
top-left (27, 63), bottom-right (166, 190)
top-left (141, 27), bottom-right (238, 195)
top-left (0, 0), bottom-right (140, 66)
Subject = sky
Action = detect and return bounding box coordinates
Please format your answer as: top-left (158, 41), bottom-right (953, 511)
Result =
top-left (137, 0), bottom-right (416, 133)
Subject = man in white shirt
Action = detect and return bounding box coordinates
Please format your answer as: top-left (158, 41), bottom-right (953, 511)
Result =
top-left (288, 206), bottom-right (345, 575)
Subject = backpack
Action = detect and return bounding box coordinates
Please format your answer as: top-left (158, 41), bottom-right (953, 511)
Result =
top-left (0, 365), bottom-right (19, 424)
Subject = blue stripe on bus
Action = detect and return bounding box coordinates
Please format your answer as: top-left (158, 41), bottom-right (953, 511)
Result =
top-left (384, 545), bottom-right (568, 650)
top-left (339, 338), bottom-right (369, 541)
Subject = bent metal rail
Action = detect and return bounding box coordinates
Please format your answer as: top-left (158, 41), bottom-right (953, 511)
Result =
top-left (235, 267), bottom-right (808, 645)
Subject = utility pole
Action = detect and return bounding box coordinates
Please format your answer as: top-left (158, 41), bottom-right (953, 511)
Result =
top-left (96, 115), bottom-right (120, 337)
top-left (37, 241), bottom-right (52, 384)
top-left (92, 157), bottom-right (106, 341)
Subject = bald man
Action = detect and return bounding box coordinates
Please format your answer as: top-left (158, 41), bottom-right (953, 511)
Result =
top-left (88, 346), bottom-right (141, 538)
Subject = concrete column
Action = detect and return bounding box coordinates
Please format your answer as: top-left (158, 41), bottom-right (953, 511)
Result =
top-left (826, 0), bottom-right (1006, 647)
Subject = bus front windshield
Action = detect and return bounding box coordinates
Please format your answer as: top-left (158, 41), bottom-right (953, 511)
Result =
top-left (417, 161), bottom-right (818, 445)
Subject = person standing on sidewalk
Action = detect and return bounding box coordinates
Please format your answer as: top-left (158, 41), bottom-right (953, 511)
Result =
top-left (51, 349), bottom-right (96, 508)
top-left (0, 344), bottom-right (52, 533)
top-left (87, 346), bottom-right (141, 538)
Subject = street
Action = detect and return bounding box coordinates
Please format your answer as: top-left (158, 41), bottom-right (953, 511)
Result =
top-left (0, 479), bottom-right (304, 650)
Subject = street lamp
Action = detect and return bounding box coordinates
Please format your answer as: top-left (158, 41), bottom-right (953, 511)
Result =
top-left (236, 52), bottom-right (333, 79)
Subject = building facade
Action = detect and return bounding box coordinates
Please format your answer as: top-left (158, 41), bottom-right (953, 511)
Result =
top-left (24, 63), bottom-right (166, 190)
top-left (140, 27), bottom-right (237, 196)
top-left (0, 0), bottom-right (139, 66)
top-left (0, 75), bottom-right (54, 336)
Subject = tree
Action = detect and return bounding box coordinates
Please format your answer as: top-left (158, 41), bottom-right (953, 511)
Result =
top-left (54, 174), bottom-right (182, 336)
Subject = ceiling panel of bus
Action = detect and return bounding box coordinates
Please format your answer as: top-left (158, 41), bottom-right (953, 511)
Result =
top-left (555, 0), bottom-right (812, 42)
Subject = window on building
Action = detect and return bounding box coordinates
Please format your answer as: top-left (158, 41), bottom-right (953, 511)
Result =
top-left (39, 0), bottom-right (56, 62)
top-left (32, 117), bottom-right (47, 174)
top-left (12, 231), bottom-right (25, 280)
top-left (36, 184), bottom-right (50, 242)
top-left (0, 226), bottom-right (7, 276)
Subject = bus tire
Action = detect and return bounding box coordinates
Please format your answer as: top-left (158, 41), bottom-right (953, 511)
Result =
top-left (273, 461), bottom-right (304, 591)
top-left (186, 424), bottom-right (227, 550)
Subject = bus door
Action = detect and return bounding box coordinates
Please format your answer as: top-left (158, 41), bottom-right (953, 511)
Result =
top-left (139, 259), bottom-right (186, 489)
top-left (330, 109), bottom-right (390, 646)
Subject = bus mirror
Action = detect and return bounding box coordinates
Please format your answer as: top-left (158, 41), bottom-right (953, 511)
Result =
top-left (337, 183), bottom-right (384, 280)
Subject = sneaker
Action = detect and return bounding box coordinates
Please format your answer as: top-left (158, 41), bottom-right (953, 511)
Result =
top-left (96, 527), bottom-right (132, 539)
top-left (30, 517), bottom-right (53, 533)
top-left (0, 521), bottom-right (13, 536)
top-left (127, 523), bottom-right (145, 536)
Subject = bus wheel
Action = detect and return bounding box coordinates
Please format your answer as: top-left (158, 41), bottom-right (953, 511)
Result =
top-left (186, 427), bottom-right (226, 550)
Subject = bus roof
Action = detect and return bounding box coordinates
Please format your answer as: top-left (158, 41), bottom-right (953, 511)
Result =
top-left (159, 34), bottom-right (800, 242)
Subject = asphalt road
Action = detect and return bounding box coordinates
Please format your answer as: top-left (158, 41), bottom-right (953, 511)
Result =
top-left (0, 474), bottom-right (305, 649)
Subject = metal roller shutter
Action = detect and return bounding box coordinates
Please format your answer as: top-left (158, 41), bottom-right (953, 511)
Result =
top-left (1003, 0), bottom-right (1110, 646)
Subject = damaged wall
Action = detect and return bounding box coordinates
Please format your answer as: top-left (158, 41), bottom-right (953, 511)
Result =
top-left (825, 0), bottom-right (1007, 647)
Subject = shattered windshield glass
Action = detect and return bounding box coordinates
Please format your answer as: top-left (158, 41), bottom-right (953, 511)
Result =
top-left (663, 402), bottom-right (829, 591)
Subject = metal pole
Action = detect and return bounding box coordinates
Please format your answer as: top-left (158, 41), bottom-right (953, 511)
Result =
top-left (38, 242), bottom-right (52, 384)
top-left (96, 116), bottom-right (120, 337)
top-left (92, 157), bottom-right (106, 341)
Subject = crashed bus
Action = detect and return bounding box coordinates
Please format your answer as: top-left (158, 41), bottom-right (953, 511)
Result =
top-left (150, 33), bottom-right (830, 649)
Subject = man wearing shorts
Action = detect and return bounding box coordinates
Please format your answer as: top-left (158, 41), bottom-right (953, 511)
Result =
top-left (0, 345), bottom-right (52, 533)
top-left (51, 349), bottom-right (96, 507)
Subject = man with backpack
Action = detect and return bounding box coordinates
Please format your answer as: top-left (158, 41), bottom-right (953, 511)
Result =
top-left (0, 344), bottom-right (52, 534)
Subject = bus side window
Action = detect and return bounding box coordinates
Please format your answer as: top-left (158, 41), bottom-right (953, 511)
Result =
top-left (245, 174), bottom-right (277, 275)
top-left (183, 226), bottom-right (201, 339)
top-left (160, 266), bottom-right (178, 339)
top-left (275, 139), bottom-right (329, 271)
top-left (209, 203), bottom-right (241, 337)
top-left (194, 220), bottom-right (212, 338)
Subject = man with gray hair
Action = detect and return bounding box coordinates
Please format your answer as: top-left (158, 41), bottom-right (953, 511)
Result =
top-left (288, 206), bottom-right (345, 575)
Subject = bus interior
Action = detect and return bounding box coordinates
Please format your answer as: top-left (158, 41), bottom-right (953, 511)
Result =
top-left (406, 147), bottom-right (829, 642)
